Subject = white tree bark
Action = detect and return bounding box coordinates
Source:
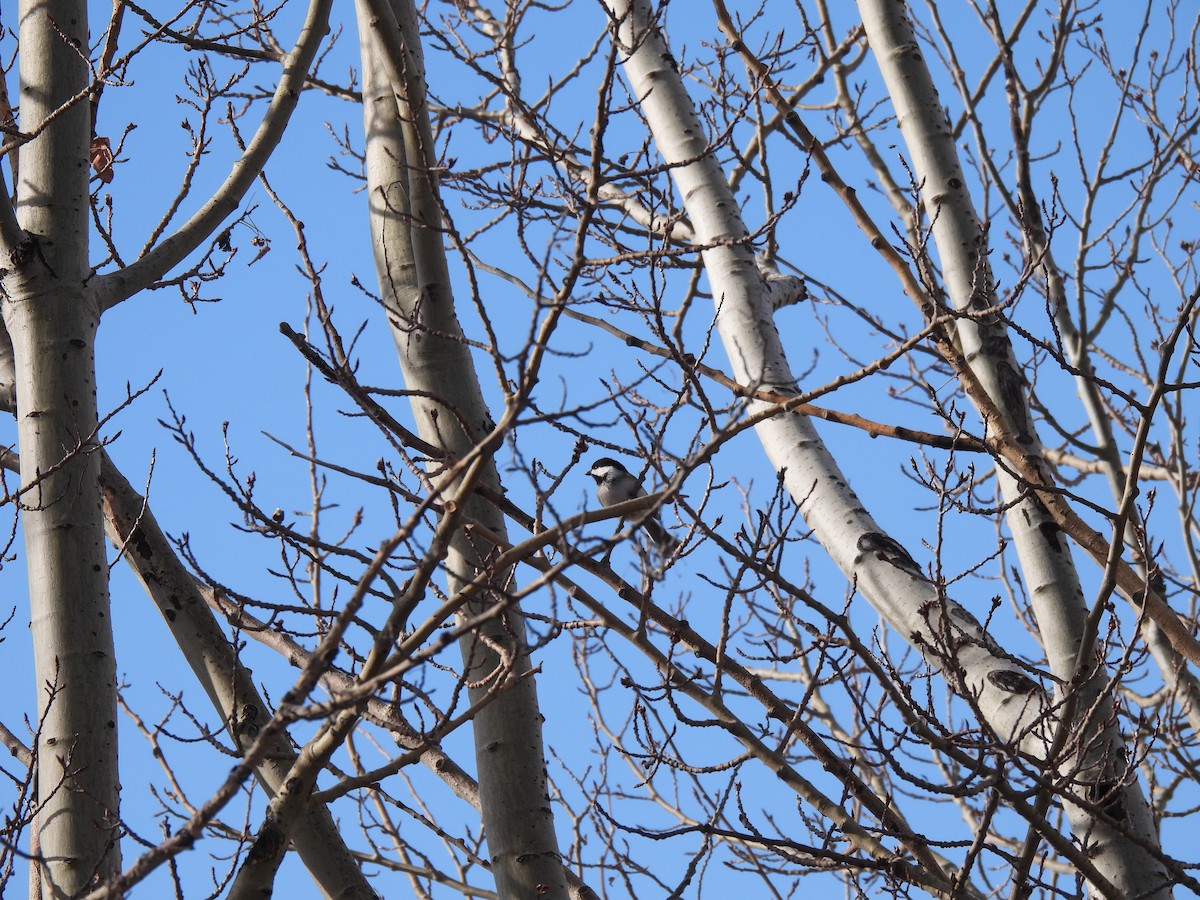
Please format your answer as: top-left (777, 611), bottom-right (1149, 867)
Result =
top-left (856, 0), bottom-right (1168, 892)
top-left (5, 0), bottom-right (120, 893)
top-left (857, 0), bottom-right (1090, 672)
top-left (356, 1), bottom-right (568, 896)
top-left (603, 1), bottom-right (1167, 894)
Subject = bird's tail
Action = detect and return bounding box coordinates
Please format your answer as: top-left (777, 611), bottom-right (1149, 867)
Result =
top-left (642, 517), bottom-right (680, 555)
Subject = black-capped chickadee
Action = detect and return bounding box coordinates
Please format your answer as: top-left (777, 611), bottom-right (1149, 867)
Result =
top-left (586, 457), bottom-right (679, 553)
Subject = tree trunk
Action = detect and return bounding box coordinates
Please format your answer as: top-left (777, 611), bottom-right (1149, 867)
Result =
top-left (5, 0), bottom-right (121, 893)
top-left (356, 1), bottom-right (568, 896)
top-left (856, 1), bottom-right (1169, 892)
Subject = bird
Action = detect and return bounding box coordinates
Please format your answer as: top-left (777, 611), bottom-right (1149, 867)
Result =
top-left (586, 457), bottom-right (680, 554)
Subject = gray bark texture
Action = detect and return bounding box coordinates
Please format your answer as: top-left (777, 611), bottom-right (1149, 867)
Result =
top-left (357, 0), bottom-right (568, 896)
top-left (856, 1), bottom-right (1169, 893)
top-left (5, 0), bottom-right (122, 894)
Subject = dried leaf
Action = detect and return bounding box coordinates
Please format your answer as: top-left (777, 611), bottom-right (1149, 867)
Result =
top-left (90, 136), bottom-right (114, 183)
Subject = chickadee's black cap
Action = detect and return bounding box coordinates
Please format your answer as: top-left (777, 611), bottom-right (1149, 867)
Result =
top-left (588, 457), bottom-right (624, 471)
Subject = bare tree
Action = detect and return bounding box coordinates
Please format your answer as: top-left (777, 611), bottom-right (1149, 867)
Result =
top-left (1, 1), bottom-right (1198, 898)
